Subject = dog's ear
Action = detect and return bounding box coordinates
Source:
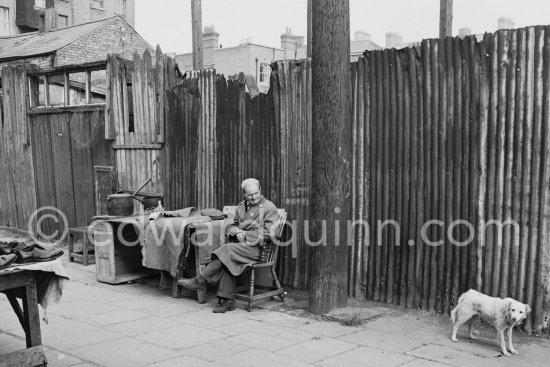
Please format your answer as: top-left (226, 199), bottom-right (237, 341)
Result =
top-left (503, 300), bottom-right (512, 318)
top-left (525, 304), bottom-right (531, 315)
top-left (506, 300), bottom-right (513, 311)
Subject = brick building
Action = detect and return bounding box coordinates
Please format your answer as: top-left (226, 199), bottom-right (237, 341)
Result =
top-left (176, 27), bottom-right (307, 93)
top-left (0, 15), bottom-right (152, 69)
top-left (0, 15), bottom-right (152, 105)
top-left (0, 0), bottom-right (134, 37)
top-left (176, 27), bottom-right (383, 93)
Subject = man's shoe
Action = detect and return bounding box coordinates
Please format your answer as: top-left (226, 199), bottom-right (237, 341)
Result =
top-left (177, 277), bottom-right (206, 290)
top-left (0, 247), bottom-right (14, 256)
top-left (12, 247), bottom-right (64, 264)
top-left (213, 299), bottom-right (236, 313)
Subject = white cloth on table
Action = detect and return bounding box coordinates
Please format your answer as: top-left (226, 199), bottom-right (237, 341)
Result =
top-left (0, 259), bottom-right (69, 310)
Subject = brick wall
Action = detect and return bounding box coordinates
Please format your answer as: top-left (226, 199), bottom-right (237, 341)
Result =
top-left (0, 55), bottom-right (54, 71)
top-left (123, 0), bottom-right (135, 29)
top-left (54, 0), bottom-right (72, 24)
top-left (0, 0), bottom-right (17, 36)
top-left (175, 42), bottom-right (305, 93)
top-left (54, 16), bottom-right (153, 67)
top-left (71, 0), bottom-right (91, 25)
top-left (0, 0), bottom-right (135, 36)
top-left (66, 0), bottom-right (134, 27)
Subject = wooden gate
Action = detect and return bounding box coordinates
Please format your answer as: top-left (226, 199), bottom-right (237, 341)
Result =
top-left (30, 109), bottom-right (113, 232)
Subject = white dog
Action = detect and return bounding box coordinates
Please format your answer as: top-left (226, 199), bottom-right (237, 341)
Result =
top-left (450, 289), bottom-right (531, 356)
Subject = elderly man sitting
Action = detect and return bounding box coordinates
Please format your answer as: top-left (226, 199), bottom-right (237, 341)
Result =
top-left (178, 178), bottom-right (279, 313)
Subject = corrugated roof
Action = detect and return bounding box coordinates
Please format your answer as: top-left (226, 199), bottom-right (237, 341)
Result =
top-left (0, 17), bottom-right (116, 61)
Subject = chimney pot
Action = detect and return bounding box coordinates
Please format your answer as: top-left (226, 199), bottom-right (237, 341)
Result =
top-left (354, 30), bottom-right (372, 41)
top-left (458, 28), bottom-right (472, 38)
top-left (202, 25), bottom-right (220, 67)
top-left (385, 31), bottom-right (403, 48)
top-left (497, 17), bottom-right (515, 30)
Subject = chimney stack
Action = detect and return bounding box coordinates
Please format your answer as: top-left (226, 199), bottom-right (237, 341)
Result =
top-left (281, 27), bottom-right (298, 59)
top-left (202, 25), bottom-right (219, 67)
top-left (385, 31), bottom-right (403, 48)
top-left (354, 30), bottom-right (372, 41)
top-left (458, 28), bottom-right (472, 39)
top-left (497, 17), bottom-right (515, 30)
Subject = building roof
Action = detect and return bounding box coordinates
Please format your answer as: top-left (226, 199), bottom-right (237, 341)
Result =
top-left (0, 17), bottom-right (117, 62)
top-left (350, 39), bottom-right (382, 55)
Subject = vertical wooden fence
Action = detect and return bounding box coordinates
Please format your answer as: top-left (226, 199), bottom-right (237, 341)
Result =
top-left (106, 49), bottom-right (165, 200)
top-left (0, 66), bottom-right (37, 229)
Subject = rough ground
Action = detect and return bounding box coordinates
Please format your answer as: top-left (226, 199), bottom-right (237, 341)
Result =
top-left (1, 252), bottom-right (549, 367)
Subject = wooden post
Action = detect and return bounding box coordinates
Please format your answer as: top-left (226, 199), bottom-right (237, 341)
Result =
top-left (309, 0), bottom-right (351, 314)
top-left (307, 0), bottom-right (312, 57)
top-left (64, 73), bottom-right (70, 106)
top-left (191, 0), bottom-right (204, 70)
top-left (439, 0), bottom-right (453, 38)
top-left (85, 70), bottom-right (92, 104)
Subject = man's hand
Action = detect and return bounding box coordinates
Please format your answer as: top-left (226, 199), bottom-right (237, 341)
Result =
top-left (236, 231), bottom-right (246, 243)
top-left (227, 226), bottom-right (239, 236)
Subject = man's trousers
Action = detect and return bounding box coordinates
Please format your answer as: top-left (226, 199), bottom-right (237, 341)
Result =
top-left (199, 258), bottom-right (237, 300)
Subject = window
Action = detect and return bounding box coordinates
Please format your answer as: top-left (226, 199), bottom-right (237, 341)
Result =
top-left (0, 7), bottom-right (9, 36)
top-left (58, 15), bottom-right (68, 28)
top-left (91, 0), bottom-right (104, 9)
top-left (35, 0), bottom-right (46, 8)
top-left (259, 63), bottom-right (270, 84)
top-left (28, 68), bottom-right (107, 109)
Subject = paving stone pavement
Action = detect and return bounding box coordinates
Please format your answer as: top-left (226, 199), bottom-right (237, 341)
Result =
top-left (1, 254), bottom-right (549, 367)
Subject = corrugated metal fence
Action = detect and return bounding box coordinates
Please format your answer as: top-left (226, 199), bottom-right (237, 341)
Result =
top-left (212, 61), bottom-right (312, 288)
top-left (350, 27), bottom-right (550, 333)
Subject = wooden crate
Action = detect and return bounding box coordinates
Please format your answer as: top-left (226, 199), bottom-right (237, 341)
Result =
top-left (92, 221), bottom-right (156, 284)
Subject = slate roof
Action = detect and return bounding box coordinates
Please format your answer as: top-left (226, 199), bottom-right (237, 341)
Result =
top-left (0, 17), bottom-right (116, 62)
top-left (350, 39), bottom-right (382, 55)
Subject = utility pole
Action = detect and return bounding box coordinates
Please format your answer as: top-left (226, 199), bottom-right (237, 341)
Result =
top-left (307, 0), bottom-right (312, 57)
top-left (439, 0), bottom-right (453, 38)
top-left (309, 0), bottom-right (351, 314)
top-left (191, 0), bottom-right (204, 70)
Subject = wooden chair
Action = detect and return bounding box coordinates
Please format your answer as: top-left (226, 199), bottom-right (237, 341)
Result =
top-left (233, 208), bottom-right (287, 311)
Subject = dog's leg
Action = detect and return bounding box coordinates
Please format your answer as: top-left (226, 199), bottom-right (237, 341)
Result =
top-left (468, 316), bottom-right (478, 340)
top-left (507, 326), bottom-right (518, 355)
top-left (498, 330), bottom-right (511, 356)
top-left (451, 309), bottom-right (471, 342)
top-left (451, 324), bottom-right (460, 342)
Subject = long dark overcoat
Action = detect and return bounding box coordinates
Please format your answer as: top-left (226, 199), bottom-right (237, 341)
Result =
top-left (212, 196), bottom-right (279, 276)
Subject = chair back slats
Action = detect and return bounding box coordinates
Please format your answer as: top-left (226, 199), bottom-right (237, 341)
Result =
top-left (222, 205), bottom-right (237, 219)
top-left (263, 209), bottom-right (286, 264)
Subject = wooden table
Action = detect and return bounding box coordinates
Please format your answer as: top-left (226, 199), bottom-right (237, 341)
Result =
top-left (0, 270), bottom-right (47, 367)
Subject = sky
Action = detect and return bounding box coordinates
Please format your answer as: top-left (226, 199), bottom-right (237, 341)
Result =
top-left (135, 0), bottom-right (550, 55)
